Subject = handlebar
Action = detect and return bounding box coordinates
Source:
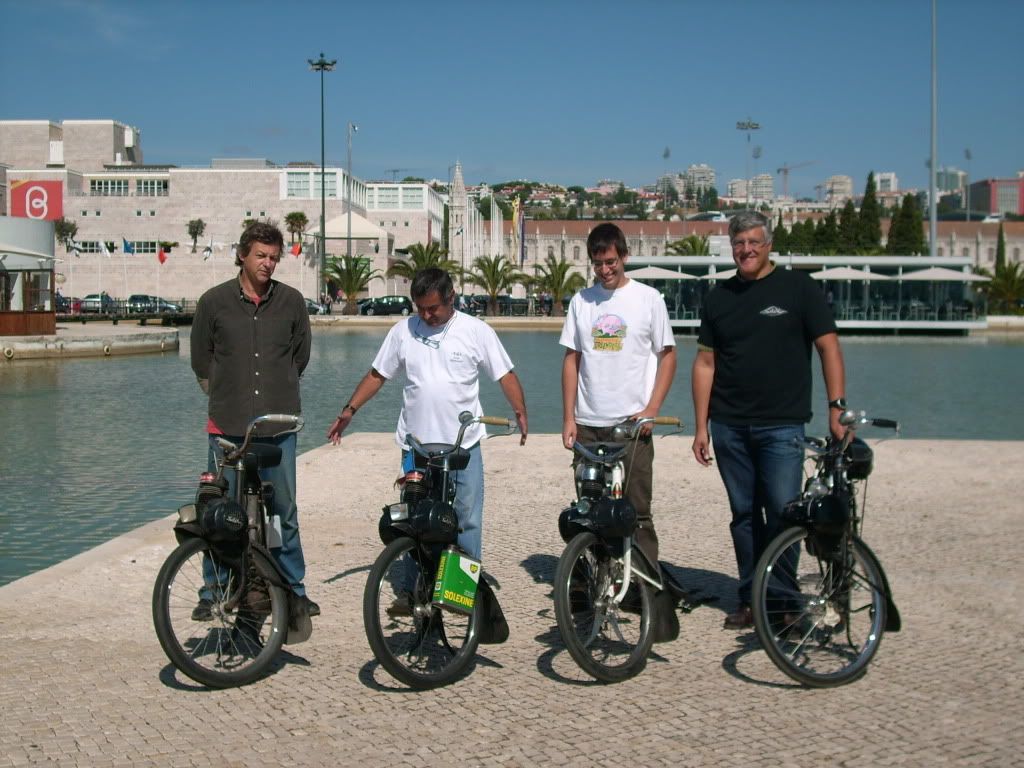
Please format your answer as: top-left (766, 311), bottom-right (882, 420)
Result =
top-left (801, 409), bottom-right (899, 458)
top-left (406, 412), bottom-right (517, 460)
top-left (217, 414), bottom-right (305, 462)
top-left (479, 416), bottom-right (515, 428)
top-left (574, 415), bottom-right (683, 461)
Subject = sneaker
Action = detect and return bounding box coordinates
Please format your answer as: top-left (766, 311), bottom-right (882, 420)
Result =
top-left (386, 593), bottom-right (414, 617)
top-left (191, 598), bottom-right (214, 621)
top-left (723, 604), bottom-right (753, 630)
top-left (293, 594), bottom-right (320, 617)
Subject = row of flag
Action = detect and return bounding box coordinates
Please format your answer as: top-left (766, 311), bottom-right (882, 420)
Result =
top-left (66, 237), bottom-right (304, 262)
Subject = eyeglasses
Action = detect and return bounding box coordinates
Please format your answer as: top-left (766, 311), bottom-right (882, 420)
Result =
top-left (412, 316), bottom-right (453, 349)
top-left (731, 239), bottom-right (766, 249)
top-left (591, 256), bottom-right (620, 269)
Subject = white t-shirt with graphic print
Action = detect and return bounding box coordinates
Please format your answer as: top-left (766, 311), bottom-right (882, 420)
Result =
top-left (372, 310), bottom-right (514, 448)
top-left (559, 279), bottom-right (675, 427)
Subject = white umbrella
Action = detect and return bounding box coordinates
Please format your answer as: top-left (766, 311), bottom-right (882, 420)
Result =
top-left (627, 266), bottom-right (698, 280)
top-left (810, 266), bottom-right (891, 281)
top-left (899, 266), bottom-right (989, 282)
top-left (701, 268), bottom-right (737, 280)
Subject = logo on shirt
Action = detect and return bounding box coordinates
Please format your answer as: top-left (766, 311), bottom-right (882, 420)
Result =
top-left (448, 350), bottom-right (464, 363)
top-left (591, 313), bottom-right (626, 352)
top-left (760, 305), bottom-right (788, 317)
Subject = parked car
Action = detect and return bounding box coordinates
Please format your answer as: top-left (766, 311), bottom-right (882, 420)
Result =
top-left (81, 293), bottom-right (118, 313)
top-left (305, 298), bottom-right (328, 315)
top-left (360, 295), bottom-right (413, 316)
top-left (55, 295), bottom-right (82, 313)
top-left (126, 294), bottom-right (181, 313)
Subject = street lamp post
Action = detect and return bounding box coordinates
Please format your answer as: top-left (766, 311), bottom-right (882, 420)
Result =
top-left (964, 148), bottom-right (972, 222)
top-left (736, 117), bottom-right (760, 209)
top-left (347, 122), bottom-right (358, 260)
top-left (308, 52), bottom-right (336, 300)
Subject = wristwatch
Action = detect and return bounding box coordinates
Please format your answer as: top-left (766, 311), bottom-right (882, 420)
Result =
top-left (828, 397), bottom-right (848, 411)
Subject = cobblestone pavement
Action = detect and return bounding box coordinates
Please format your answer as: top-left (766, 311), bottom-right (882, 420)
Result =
top-left (1, 435), bottom-right (1021, 767)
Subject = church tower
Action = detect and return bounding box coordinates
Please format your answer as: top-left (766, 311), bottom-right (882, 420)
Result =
top-left (449, 161), bottom-right (467, 273)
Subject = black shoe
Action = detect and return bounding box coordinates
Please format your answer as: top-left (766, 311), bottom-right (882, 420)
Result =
top-left (386, 593), bottom-right (414, 617)
top-left (191, 598), bottom-right (214, 621)
top-left (294, 594), bottom-right (320, 617)
top-left (723, 604), bottom-right (753, 630)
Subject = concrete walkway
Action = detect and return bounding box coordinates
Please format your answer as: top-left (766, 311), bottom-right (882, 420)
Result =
top-left (1, 320), bottom-right (179, 360)
top-left (1, 435), bottom-right (1020, 766)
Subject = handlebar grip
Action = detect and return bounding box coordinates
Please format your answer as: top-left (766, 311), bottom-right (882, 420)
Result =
top-left (652, 416), bottom-right (682, 427)
top-left (872, 418), bottom-right (899, 430)
top-left (479, 416), bottom-right (514, 427)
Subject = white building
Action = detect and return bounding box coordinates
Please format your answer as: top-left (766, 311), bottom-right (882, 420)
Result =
top-left (876, 171), bottom-right (899, 193)
top-left (685, 163), bottom-right (716, 193)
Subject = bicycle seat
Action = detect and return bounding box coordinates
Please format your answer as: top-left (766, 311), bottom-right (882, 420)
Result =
top-left (413, 443), bottom-right (471, 471)
top-left (577, 441), bottom-right (628, 465)
top-left (242, 443), bottom-right (283, 472)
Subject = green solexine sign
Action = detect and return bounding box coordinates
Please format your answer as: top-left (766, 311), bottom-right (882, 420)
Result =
top-left (432, 546), bottom-right (481, 614)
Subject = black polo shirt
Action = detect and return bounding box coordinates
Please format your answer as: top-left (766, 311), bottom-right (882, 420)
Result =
top-left (697, 268), bottom-right (836, 426)
top-left (190, 276), bottom-right (311, 436)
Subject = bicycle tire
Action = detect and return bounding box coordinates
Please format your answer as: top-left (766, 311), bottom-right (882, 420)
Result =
top-left (752, 526), bottom-right (887, 688)
top-left (152, 536), bottom-right (288, 688)
top-left (553, 531), bottom-right (655, 682)
top-left (363, 536), bottom-right (481, 689)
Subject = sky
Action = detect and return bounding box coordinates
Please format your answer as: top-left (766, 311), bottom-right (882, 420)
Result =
top-left (2, 0), bottom-right (1022, 199)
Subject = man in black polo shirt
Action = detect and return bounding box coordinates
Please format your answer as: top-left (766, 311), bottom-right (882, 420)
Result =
top-left (691, 211), bottom-right (846, 630)
top-left (190, 222), bottom-right (317, 617)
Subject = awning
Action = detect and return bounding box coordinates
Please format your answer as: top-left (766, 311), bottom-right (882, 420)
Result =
top-left (701, 268), bottom-right (737, 280)
top-left (899, 266), bottom-right (989, 282)
top-left (810, 266), bottom-right (891, 281)
top-left (627, 266), bottom-right (698, 280)
top-left (318, 212), bottom-right (388, 241)
top-left (0, 241), bottom-right (57, 271)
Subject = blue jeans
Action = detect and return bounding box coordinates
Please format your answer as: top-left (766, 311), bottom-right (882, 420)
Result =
top-left (204, 432), bottom-right (307, 596)
top-left (709, 422), bottom-right (805, 605)
top-left (402, 442), bottom-right (484, 560)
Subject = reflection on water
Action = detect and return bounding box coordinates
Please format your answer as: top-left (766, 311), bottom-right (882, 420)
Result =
top-left (1, 326), bottom-right (1022, 585)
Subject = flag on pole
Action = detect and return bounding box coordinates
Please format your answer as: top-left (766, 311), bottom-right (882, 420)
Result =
top-left (123, 238), bottom-right (135, 255)
top-left (68, 238), bottom-right (82, 257)
top-left (101, 240), bottom-right (113, 258)
top-left (291, 242), bottom-right (302, 257)
top-left (158, 248), bottom-right (168, 265)
top-left (202, 238), bottom-right (213, 260)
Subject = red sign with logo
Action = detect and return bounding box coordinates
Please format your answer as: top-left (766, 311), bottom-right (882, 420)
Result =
top-left (10, 180), bottom-right (64, 221)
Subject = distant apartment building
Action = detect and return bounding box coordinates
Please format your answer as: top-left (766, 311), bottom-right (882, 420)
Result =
top-left (750, 173), bottom-right (774, 201)
top-left (875, 172), bottom-right (899, 193)
top-left (685, 163), bottom-right (716, 193)
top-left (821, 175), bottom-right (854, 204)
top-left (365, 181), bottom-right (445, 252)
top-left (727, 178), bottom-right (747, 199)
top-left (936, 167), bottom-right (967, 195)
top-left (967, 177), bottom-right (1024, 217)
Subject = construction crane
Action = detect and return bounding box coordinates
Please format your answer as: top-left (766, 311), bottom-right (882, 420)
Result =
top-left (385, 168), bottom-right (412, 181)
top-left (776, 160), bottom-right (816, 199)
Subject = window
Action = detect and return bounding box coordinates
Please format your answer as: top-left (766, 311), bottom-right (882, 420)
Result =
top-left (95, 210), bottom-right (100, 217)
top-left (937, 247), bottom-right (944, 256)
top-left (404, 221), bottom-right (409, 227)
top-left (136, 210), bottom-right (142, 217)
top-left (401, 187), bottom-right (423, 209)
top-left (1014, 248), bottom-right (1021, 260)
top-left (259, 211), bottom-right (265, 217)
top-left (79, 241), bottom-right (102, 253)
top-left (136, 179), bottom-right (168, 196)
top-left (89, 179), bottom-right (128, 196)
top-left (0, 270), bottom-right (54, 312)
top-left (573, 246), bottom-right (580, 261)
top-left (150, 211), bottom-right (156, 217)
top-left (651, 246), bottom-right (658, 256)
top-left (81, 210), bottom-right (88, 217)
top-left (127, 241), bottom-right (157, 254)
top-left (962, 248), bottom-right (970, 258)
top-left (286, 172), bottom-right (311, 198)
top-left (376, 186), bottom-right (400, 208)
top-left (246, 210), bottom-right (252, 217)
top-left (547, 246), bottom-right (555, 259)
top-left (313, 173), bottom-right (337, 198)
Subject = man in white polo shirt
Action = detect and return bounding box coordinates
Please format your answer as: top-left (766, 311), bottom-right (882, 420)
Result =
top-left (327, 267), bottom-right (528, 560)
top-left (560, 222), bottom-right (677, 565)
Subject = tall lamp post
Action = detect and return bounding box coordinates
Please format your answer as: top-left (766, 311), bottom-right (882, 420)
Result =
top-left (347, 122), bottom-right (358, 260)
top-left (964, 148), bottom-right (972, 222)
top-left (736, 117), bottom-right (760, 209)
top-left (308, 52), bottom-right (336, 299)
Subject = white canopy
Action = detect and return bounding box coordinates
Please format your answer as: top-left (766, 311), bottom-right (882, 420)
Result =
top-left (811, 266), bottom-right (891, 281)
top-left (702, 268), bottom-right (737, 280)
top-left (320, 212), bottom-right (388, 241)
top-left (627, 266), bottom-right (698, 280)
top-left (900, 266), bottom-right (989, 282)
top-left (0, 241), bottom-right (57, 271)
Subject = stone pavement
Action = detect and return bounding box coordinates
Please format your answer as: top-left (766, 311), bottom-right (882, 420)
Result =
top-left (1, 435), bottom-right (1021, 767)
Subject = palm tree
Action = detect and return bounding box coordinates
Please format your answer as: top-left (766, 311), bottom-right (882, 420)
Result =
top-left (186, 219), bottom-right (206, 253)
top-left (284, 211), bottom-right (309, 244)
top-left (54, 217), bottom-right (78, 251)
top-left (325, 255), bottom-right (383, 315)
top-left (464, 255), bottom-right (527, 316)
top-left (387, 242), bottom-right (460, 281)
top-left (666, 234), bottom-right (710, 256)
top-left (976, 262), bottom-right (1024, 314)
top-left (532, 255), bottom-right (586, 317)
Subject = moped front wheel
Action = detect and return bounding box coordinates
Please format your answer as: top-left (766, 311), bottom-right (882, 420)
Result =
top-left (752, 526), bottom-right (886, 688)
top-left (152, 536), bottom-right (288, 688)
top-left (553, 532), bottom-right (655, 682)
top-left (363, 536), bottom-right (481, 689)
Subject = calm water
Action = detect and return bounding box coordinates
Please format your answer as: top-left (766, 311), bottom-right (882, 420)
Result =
top-left (1, 327), bottom-right (1022, 585)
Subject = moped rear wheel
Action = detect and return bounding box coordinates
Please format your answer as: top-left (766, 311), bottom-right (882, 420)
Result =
top-left (752, 526), bottom-right (886, 688)
top-left (152, 536), bottom-right (287, 688)
top-left (363, 536), bottom-right (481, 689)
top-left (553, 531), bottom-right (654, 682)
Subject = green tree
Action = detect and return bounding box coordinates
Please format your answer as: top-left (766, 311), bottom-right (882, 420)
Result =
top-left (885, 198), bottom-right (903, 254)
top-left (996, 222), bottom-right (1006, 270)
top-left (772, 212), bottom-right (789, 254)
top-left (857, 172), bottom-right (882, 252)
top-left (666, 234), bottom-right (711, 256)
top-left (464, 255), bottom-right (526, 316)
top-left (284, 211), bottom-right (309, 244)
top-left (186, 219), bottom-right (206, 253)
top-left (54, 217), bottom-right (78, 250)
top-left (387, 241), bottom-right (460, 281)
top-left (814, 210), bottom-right (841, 254)
top-left (698, 186), bottom-right (719, 211)
top-left (532, 255), bottom-right (586, 317)
top-left (888, 193), bottom-right (925, 254)
top-left (838, 200), bottom-right (859, 253)
top-left (325, 255), bottom-right (383, 314)
top-left (976, 261), bottom-right (1024, 314)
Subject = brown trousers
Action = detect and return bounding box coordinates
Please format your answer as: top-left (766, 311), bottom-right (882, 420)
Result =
top-left (574, 424), bottom-right (658, 564)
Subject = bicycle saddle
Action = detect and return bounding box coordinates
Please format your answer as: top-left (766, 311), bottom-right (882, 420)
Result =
top-left (242, 443), bottom-right (283, 472)
top-left (412, 443), bottom-right (471, 471)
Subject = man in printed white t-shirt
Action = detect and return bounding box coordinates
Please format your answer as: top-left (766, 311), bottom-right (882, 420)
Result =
top-left (327, 268), bottom-right (528, 560)
top-left (560, 223), bottom-right (677, 564)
